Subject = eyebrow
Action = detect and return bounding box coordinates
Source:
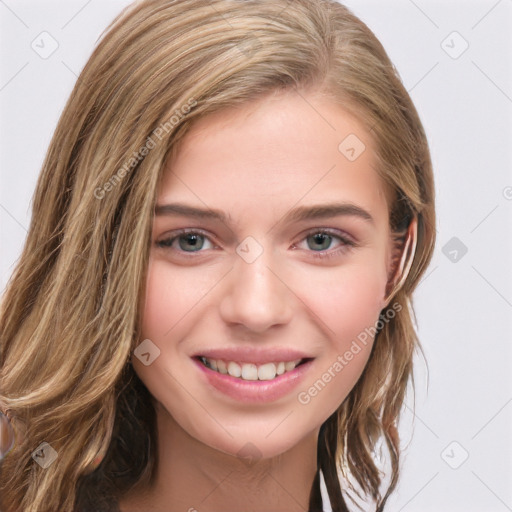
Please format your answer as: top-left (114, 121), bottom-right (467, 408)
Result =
top-left (281, 203), bottom-right (374, 225)
top-left (155, 203), bottom-right (231, 223)
top-left (154, 201), bottom-right (373, 225)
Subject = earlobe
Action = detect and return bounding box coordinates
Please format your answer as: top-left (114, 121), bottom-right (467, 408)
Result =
top-left (383, 216), bottom-right (418, 308)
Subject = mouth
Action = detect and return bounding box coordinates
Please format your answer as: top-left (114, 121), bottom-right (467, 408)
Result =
top-left (192, 354), bottom-right (315, 403)
top-left (194, 355), bottom-right (314, 382)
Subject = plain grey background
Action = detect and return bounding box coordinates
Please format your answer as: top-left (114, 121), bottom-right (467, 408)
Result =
top-left (1, 1), bottom-right (511, 510)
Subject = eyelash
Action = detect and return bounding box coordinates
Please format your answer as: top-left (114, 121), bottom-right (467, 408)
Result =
top-left (155, 228), bottom-right (357, 261)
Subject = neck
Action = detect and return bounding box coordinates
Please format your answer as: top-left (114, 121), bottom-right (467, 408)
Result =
top-left (119, 401), bottom-right (319, 512)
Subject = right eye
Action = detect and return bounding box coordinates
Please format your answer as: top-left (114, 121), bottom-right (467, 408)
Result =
top-left (156, 230), bottom-right (216, 253)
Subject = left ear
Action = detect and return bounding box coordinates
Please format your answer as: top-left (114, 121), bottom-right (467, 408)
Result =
top-left (383, 216), bottom-right (418, 308)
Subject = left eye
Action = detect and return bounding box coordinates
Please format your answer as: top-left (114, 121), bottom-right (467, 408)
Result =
top-left (295, 230), bottom-right (354, 252)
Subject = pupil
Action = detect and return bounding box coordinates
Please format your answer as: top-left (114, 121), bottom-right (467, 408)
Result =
top-left (179, 234), bottom-right (203, 251)
top-left (309, 233), bottom-right (331, 251)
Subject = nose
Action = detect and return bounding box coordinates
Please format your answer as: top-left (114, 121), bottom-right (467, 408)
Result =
top-left (218, 248), bottom-right (293, 333)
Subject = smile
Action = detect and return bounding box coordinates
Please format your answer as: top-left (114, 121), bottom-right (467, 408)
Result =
top-left (193, 355), bottom-right (315, 403)
top-left (198, 356), bottom-right (311, 381)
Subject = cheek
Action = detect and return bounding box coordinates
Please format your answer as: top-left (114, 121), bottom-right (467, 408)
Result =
top-left (303, 262), bottom-right (385, 361)
top-left (294, 266), bottom-right (386, 413)
top-left (298, 262), bottom-right (388, 342)
top-left (139, 258), bottom-right (206, 339)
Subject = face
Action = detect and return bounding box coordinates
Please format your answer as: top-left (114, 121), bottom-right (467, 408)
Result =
top-left (132, 90), bottom-right (395, 460)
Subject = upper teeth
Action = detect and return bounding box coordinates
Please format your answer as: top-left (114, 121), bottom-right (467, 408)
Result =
top-left (200, 357), bottom-right (303, 380)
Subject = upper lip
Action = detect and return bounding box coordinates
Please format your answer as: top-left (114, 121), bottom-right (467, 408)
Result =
top-left (192, 347), bottom-right (314, 365)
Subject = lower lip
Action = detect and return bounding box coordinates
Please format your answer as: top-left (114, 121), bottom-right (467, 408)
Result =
top-left (192, 358), bottom-right (314, 403)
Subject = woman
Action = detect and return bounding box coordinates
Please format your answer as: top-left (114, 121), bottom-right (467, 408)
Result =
top-left (0, 0), bottom-right (436, 510)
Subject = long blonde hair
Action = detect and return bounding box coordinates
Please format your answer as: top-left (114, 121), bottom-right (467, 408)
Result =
top-left (0, 0), bottom-right (435, 510)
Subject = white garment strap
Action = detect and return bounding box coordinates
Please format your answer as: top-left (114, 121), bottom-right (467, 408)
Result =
top-left (319, 468), bottom-right (333, 512)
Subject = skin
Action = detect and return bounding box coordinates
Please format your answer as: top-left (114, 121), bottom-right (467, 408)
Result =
top-left (119, 89), bottom-right (398, 512)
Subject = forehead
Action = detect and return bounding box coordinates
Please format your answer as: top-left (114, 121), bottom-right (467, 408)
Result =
top-left (158, 91), bottom-right (390, 227)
